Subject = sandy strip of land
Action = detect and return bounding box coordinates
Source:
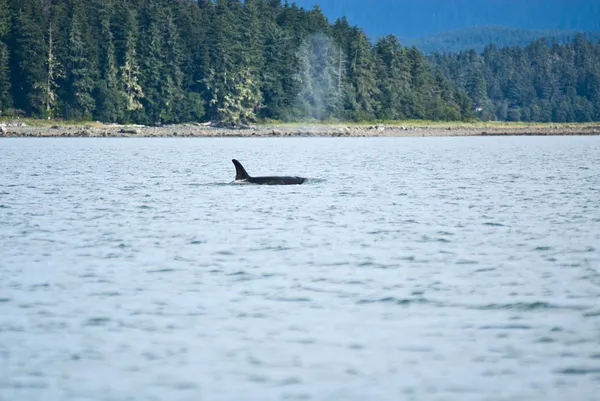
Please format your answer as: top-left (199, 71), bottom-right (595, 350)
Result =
top-left (1, 123), bottom-right (600, 138)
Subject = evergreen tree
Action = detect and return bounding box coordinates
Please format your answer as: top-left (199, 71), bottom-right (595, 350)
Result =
top-left (167, 0), bottom-right (205, 121)
top-left (403, 46), bottom-right (432, 119)
top-left (260, 21), bottom-right (298, 119)
top-left (374, 35), bottom-right (410, 119)
top-left (159, 5), bottom-right (184, 123)
top-left (432, 35), bottom-right (600, 122)
top-left (64, 0), bottom-right (95, 119)
top-left (0, 41), bottom-right (10, 114)
top-left (119, 7), bottom-right (143, 116)
top-left (137, 0), bottom-right (164, 124)
top-left (0, 0), bottom-right (8, 39)
top-left (94, 0), bottom-right (125, 122)
top-left (347, 29), bottom-right (378, 120)
top-left (0, 0), bottom-right (12, 115)
top-left (206, 66), bottom-right (262, 127)
top-left (8, 0), bottom-right (48, 116)
top-left (0, 0), bottom-right (11, 114)
top-left (10, 0), bottom-right (597, 124)
top-left (204, 0), bottom-right (263, 125)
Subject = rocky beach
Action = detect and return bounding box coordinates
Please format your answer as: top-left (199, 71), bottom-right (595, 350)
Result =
top-left (1, 121), bottom-right (600, 138)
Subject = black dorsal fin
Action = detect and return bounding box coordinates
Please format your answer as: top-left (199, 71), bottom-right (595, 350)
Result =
top-left (232, 159), bottom-right (250, 180)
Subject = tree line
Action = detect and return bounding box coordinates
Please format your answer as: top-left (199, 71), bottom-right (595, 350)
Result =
top-left (430, 35), bottom-right (600, 122)
top-left (406, 26), bottom-right (600, 55)
top-left (0, 0), bottom-right (598, 125)
top-left (0, 0), bottom-right (473, 125)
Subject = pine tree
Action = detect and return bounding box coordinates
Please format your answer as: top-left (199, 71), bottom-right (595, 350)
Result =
top-left (204, 0), bottom-right (230, 122)
top-left (260, 21), bottom-right (298, 119)
top-left (119, 8), bottom-right (143, 116)
top-left (374, 35), bottom-right (410, 119)
top-left (348, 29), bottom-right (378, 119)
top-left (4, 0), bottom-right (598, 124)
top-left (64, 0), bottom-right (95, 119)
top-left (43, 0), bottom-right (67, 119)
top-left (136, 1), bottom-right (164, 124)
top-left (0, 0), bottom-right (10, 114)
top-left (0, 0), bottom-right (8, 39)
top-left (0, 41), bottom-right (10, 114)
top-left (167, 0), bottom-right (205, 121)
top-left (159, 6), bottom-right (184, 123)
top-left (8, 0), bottom-right (48, 116)
top-left (95, 0), bottom-right (125, 122)
top-left (206, 67), bottom-right (262, 127)
top-left (204, 0), bottom-right (263, 125)
top-left (0, 0), bottom-right (11, 114)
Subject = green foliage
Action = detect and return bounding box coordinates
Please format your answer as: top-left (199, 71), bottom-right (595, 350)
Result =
top-left (348, 29), bottom-right (379, 119)
top-left (206, 67), bottom-right (262, 127)
top-left (0, 0), bottom-right (9, 40)
top-left (374, 35), bottom-right (410, 120)
top-left (64, 0), bottom-right (96, 119)
top-left (0, 41), bottom-right (11, 113)
top-left (8, 0), bottom-right (48, 116)
top-left (432, 35), bottom-right (600, 122)
top-left (119, 7), bottom-right (143, 116)
top-left (406, 26), bottom-right (600, 54)
top-left (0, 0), bottom-right (10, 114)
top-left (94, 0), bottom-right (125, 122)
top-left (2, 0), bottom-right (596, 124)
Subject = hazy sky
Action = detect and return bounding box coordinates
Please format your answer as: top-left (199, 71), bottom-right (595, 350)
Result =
top-left (290, 0), bottom-right (600, 39)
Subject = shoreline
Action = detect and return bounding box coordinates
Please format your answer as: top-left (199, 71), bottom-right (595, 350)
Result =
top-left (1, 122), bottom-right (600, 138)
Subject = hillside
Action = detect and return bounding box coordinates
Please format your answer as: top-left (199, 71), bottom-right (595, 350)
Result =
top-left (403, 26), bottom-right (600, 54)
top-left (1, 0), bottom-right (599, 125)
top-left (0, 0), bottom-right (473, 125)
top-left (292, 0), bottom-right (600, 40)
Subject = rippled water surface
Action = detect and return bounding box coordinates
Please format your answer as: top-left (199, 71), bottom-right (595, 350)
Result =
top-left (1, 137), bottom-right (600, 401)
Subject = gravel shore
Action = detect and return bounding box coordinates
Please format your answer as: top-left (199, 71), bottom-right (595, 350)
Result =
top-left (1, 122), bottom-right (600, 138)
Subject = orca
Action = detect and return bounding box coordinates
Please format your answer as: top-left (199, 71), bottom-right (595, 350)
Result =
top-left (232, 159), bottom-right (306, 185)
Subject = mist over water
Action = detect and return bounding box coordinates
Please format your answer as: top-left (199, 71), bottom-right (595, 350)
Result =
top-left (1, 137), bottom-right (599, 401)
top-left (295, 33), bottom-right (344, 121)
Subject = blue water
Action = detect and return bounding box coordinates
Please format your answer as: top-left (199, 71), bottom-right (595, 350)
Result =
top-left (1, 137), bottom-right (599, 401)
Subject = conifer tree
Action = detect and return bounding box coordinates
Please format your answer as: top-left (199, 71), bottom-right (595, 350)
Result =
top-left (64, 0), bottom-right (95, 119)
top-left (8, 0), bottom-right (48, 115)
top-left (119, 8), bottom-right (143, 116)
top-left (95, 0), bottom-right (125, 122)
top-left (206, 67), bottom-right (262, 127)
top-left (0, 0), bottom-right (11, 114)
top-left (0, 42), bottom-right (10, 114)
top-left (160, 6), bottom-right (184, 123)
top-left (348, 29), bottom-right (378, 119)
top-left (260, 22), bottom-right (297, 119)
top-left (11, 0), bottom-right (598, 124)
top-left (137, 0), bottom-right (164, 124)
top-left (204, 0), bottom-right (262, 125)
top-left (0, 0), bottom-right (8, 39)
top-left (167, 0), bottom-right (205, 121)
top-left (374, 35), bottom-right (410, 119)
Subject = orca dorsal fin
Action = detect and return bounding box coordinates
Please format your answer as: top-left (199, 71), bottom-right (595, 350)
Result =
top-left (232, 159), bottom-right (250, 180)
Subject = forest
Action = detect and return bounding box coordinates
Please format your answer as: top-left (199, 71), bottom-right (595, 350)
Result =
top-left (0, 0), bottom-right (598, 125)
top-left (431, 35), bottom-right (600, 122)
top-left (405, 27), bottom-right (600, 55)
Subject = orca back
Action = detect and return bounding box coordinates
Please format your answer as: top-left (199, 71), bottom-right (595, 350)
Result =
top-left (231, 159), bottom-right (306, 185)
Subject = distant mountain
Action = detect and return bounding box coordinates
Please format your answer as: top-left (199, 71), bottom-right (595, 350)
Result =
top-left (402, 26), bottom-right (600, 54)
top-left (292, 0), bottom-right (600, 40)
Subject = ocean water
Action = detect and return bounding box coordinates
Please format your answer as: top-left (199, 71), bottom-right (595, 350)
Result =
top-left (1, 136), bottom-right (599, 401)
